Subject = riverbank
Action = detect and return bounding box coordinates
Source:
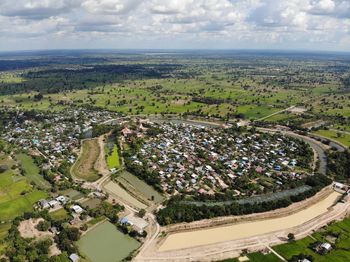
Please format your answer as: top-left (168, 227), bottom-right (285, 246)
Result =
top-left (136, 190), bottom-right (349, 262)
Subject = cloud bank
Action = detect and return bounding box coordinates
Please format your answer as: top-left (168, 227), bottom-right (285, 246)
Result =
top-left (0, 0), bottom-right (349, 51)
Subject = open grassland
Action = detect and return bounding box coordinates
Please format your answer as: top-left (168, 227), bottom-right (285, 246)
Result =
top-left (0, 73), bottom-right (24, 84)
top-left (77, 221), bottom-right (140, 262)
top-left (333, 125), bottom-right (350, 133)
top-left (0, 72), bottom-right (320, 120)
top-left (313, 130), bottom-right (350, 148)
top-left (16, 153), bottom-right (51, 189)
top-left (72, 139), bottom-right (101, 182)
top-left (0, 52), bottom-right (349, 127)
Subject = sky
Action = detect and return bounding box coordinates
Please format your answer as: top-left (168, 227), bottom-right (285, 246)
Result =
top-left (0, 0), bottom-right (349, 52)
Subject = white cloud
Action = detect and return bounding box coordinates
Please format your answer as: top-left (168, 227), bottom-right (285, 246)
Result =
top-left (0, 0), bottom-right (349, 51)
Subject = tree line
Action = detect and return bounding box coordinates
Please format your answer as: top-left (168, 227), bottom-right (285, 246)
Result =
top-left (156, 174), bottom-right (331, 225)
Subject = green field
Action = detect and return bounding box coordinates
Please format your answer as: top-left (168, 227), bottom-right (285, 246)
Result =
top-left (247, 252), bottom-right (281, 262)
top-left (217, 252), bottom-right (281, 262)
top-left (0, 169), bottom-right (48, 221)
top-left (313, 130), bottom-right (350, 148)
top-left (106, 144), bottom-right (120, 169)
top-left (116, 171), bottom-right (164, 204)
top-left (16, 154), bottom-right (51, 189)
top-left (50, 208), bottom-right (70, 221)
top-left (77, 221), bottom-right (140, 262)
top-left (81, 198), bottom-right (102, 209)
top-left (273, 217), bottom-right (350, 261)
top-left (59, 188), bottom-right (84, 201)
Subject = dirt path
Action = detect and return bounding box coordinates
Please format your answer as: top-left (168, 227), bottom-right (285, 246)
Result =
top-left (265, 245), bottom-right (287, 262)
top-left (94, 135), bottom-right (110, 179)
top-left (256, 105), bottom-right (296, 122)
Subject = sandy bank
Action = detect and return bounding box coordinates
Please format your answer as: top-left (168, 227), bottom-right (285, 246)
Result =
top-left (159, 191), bottom-right (341, 251)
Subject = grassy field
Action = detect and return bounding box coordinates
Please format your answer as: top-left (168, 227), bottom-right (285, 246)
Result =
top-left (81, 198), bottom-right (102, 209)
top-left (16, 154), bottom-right (51, 189)
top-left (72, 139), bottom-right (101, 182)
top-left (106, 144), bottom-right (120, 169)
top-left (49, 208), bottom-right (70, 221)
top-left (313, 129), bottom-right (350, 148)
top-left (116, 171), bottom-right (164, 204)
top-left (77, 221), bottom-right (140, 262)
top-left (273, 217), bottom-right (350, 261)
top-left (247, 252), bottom-right (281, 262)
top-left (0, 168), bottom-right (48, 221)
top-left (59, 188), bottom-right (84, 201)
top-left (217, 252), bottom-right (281, 262)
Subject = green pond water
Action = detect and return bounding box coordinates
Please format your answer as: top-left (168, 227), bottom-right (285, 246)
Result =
top-left (77, 221), bottom-right (140, 262)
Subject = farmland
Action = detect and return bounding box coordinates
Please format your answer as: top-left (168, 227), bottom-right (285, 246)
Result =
top-left (0, 154), bottom-right (48, 221)
top-left (0, 50), bottom-right (348, 126)
top-left (16, 153), bottom-right (51, 189)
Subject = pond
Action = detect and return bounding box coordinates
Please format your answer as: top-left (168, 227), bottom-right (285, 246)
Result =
top-left (77, 221), bottom-right (140, 262)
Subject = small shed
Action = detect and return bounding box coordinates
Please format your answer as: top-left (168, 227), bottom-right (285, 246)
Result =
top-left (69, 253), bottom-right (79, 262)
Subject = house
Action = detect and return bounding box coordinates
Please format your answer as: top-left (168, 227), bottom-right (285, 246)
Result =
top-left (69, 253), bottom-right (79, 262)
top-left (333, 182), bottom-right (348, 193)
top-left (49, 200), bottom-right (59, 208)
top-left (71, 205), bottom-right (83, 214)
top-left (120, 217), bottom-right (133, 226)
top-left (56, 195), bottom-right (68, 204)
top-left (121, 127), bottom-right (133, 137)
top-left (122, 214), bottom-right (149, 234)
top-left (316, 242), bottom-right (332, 254)
top-left (38, 199), bottom-right (50, 209)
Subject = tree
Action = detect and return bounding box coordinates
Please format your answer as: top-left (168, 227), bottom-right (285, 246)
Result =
top-left (137, 209), bottom-right (146, 218)
top-left (65, 227), bottom-right (80, 241)
top-left (36, 220), bottom-right (50, 231)
top-left (288, 233), bottom-right (295, 241)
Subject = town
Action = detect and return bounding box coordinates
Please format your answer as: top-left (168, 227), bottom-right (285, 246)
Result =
top-left (123, 120), bottom-right (313, 197)
top-left (1, 107), bottom-right (120, 167)
top-left (0, 48), bottom-right (349, 262)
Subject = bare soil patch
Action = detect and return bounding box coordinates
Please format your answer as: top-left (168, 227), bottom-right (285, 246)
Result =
top-left (18, 218), bottom-right (52, 239)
